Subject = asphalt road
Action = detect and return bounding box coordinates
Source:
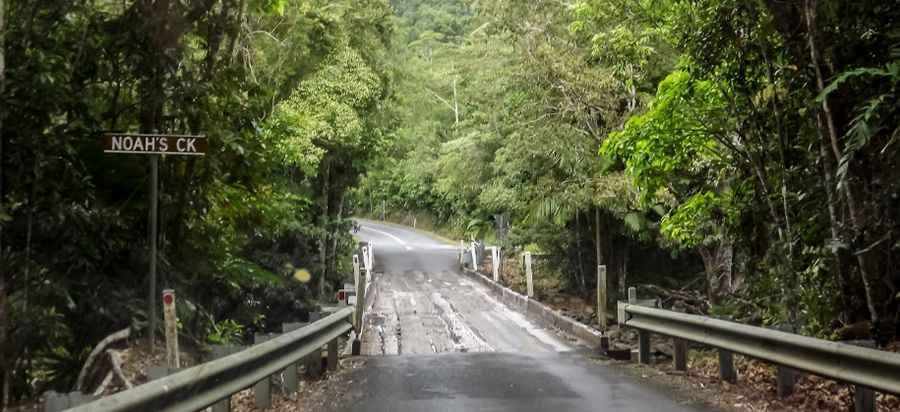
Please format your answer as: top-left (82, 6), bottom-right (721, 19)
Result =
top-left (347, 219), bottom-right (711, 412)
top-left (356, 220), bottom-right (568, 354)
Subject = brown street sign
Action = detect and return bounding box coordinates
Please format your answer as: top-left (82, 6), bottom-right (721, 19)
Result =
top-left (102, 133), bottom-right (207, 155)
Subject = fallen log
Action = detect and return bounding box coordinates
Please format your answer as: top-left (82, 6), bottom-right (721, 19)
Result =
top-left (92, 371), bottom-right (114, 396)
top-left (74, 327), bottom-right (130, 392)
top-left (639, 284), bottom-right (710, 314)
top-left (107, 349), bottom-right (132, 389)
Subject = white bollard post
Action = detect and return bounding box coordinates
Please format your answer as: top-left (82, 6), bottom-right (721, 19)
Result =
top-left (353, 255), bottom-right (363, 333)
top-left (597, 265), bottom-right (607, 329)
top-left (161, 289), bottom-right (180, 369)
top-left (362, 246), bottom-right (370, 272)
top-left (491, 247), bottom-right (500, 282)
top-left (353, 255), bottom-right (360, 304)
top-left (470, 242), bottom-right (478, 272)
top-left (525, 252), bottom-right (534, 298)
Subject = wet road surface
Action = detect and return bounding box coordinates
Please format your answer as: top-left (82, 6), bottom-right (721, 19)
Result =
top-left (346, 219), bottom-right (712, 412)
top-left (356, 220), bottom-right (568, 355)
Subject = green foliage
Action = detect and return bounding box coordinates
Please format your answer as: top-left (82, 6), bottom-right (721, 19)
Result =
top-left (602, 70), bottom-right (738, 250)
top-left (206, 318), bottom-right (246, 346)
top-left (367, 0), bottom-right (900, 342)
top-left (0, 0), bottom-right (396, 401)
top-left (816, 53), bottom-right (900, 189)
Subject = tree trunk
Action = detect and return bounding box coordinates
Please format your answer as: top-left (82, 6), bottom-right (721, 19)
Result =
top-left (618, 243), bottom-right (628, 297)
top-left (452, 77), bottom-right (459, 126)
top-left (0, 277), bottom-right (7, 410)
top-left (594, 208), bottom-right (600, 262)
top-left (574, 211), bottom-right (586, 291)
top-left (0, 0), bottom-right (8, 406)
top-left (817, 124), bottom-right (858, 324)
top-left (319, 159), bottom-right (331, 300)
top-left (698, 244), bottom-right (732, 305)
top-left (328, 192), bottom-right (344, 289)
top-left (804, 0), bottom-right (891, 341)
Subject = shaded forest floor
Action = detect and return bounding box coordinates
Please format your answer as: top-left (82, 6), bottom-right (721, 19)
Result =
top-left (7, 338), bottom-right (363, 412)
top-left (615, 346), bottom-right (900, 411)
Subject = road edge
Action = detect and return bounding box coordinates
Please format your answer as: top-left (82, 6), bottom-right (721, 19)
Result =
top-left (460, 267), bottom-right (605, 350)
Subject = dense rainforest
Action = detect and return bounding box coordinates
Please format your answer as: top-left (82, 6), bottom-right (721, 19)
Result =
top-left (0, 0), bottom-right (394, 405)
top-left (2, 0), bottom-right (900, 407)
top-left (359, 0), bottom-right (900, 349)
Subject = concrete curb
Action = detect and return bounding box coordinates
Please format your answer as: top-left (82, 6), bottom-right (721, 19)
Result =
top-left (461, 268), bottom-right (604, 348)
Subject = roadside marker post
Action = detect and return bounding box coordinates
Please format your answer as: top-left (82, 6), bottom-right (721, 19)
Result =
top-left (597, 265), bottom-right (607, 329)
top-left (352, 255), bottom-right (360, 327)
top-left (101, 132), bottom-right (206, 348)
top-left (352, 253), bottom-right (366, 355)
top-left (524, 252), bottom-right (534, 298)
top-left (490, 247), bottom-right (500, 282)
top-left (161, 289), bottom-right (180, 369)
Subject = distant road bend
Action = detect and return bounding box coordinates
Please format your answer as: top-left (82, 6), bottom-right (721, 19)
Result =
top-left (347, 219), bottom-right (712, 412)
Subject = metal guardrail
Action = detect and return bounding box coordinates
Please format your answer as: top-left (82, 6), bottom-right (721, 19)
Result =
top-left (618, 299), bottom-right (900, 410)
top-left (68, 307), bottom-right (355, 412)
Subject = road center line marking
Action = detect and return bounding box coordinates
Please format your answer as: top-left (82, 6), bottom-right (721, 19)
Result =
top-left (361, 226), bottom-right (413, 250)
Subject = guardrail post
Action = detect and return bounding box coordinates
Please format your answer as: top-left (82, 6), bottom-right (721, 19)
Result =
top-left (253, 333), bottom-right (276, 408)
top-left (673, 338), bottom-right (687, 371)
top-left (597, 265), bottom-right (607, 329)
top-left (301, 314), bottom-right (324, 378)
top-left (718, 350), bottom-right (737, 383)
top-left (854, 386), bottom-right (874, 412)
top-left (627, 287), bottom-right (637, 304)
top-left (327, 339), bottom-right (339, 371)
top-left (669, 305), bottom-right (687, 371)
top-left (282, 323), bottom-right (307, 394)
top-left (774, 366), bottom-right (794, 398)
top-left (209, 345), bottom-right (244, 412)
top-left (524, 252), bottom-right (534, 298)
top-left (305, 347), bottom-right (323, 378)
top-left (45, 391), bottom-right (98, 412)
top-left (638, 330), bottom-right (651, 364)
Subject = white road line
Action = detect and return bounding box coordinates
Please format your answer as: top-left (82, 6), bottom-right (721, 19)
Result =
top-left (361, 226), bottom-right (412, 250)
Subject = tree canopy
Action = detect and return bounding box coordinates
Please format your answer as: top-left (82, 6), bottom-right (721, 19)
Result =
top-left (2, 0), bottom-right (900, 405)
